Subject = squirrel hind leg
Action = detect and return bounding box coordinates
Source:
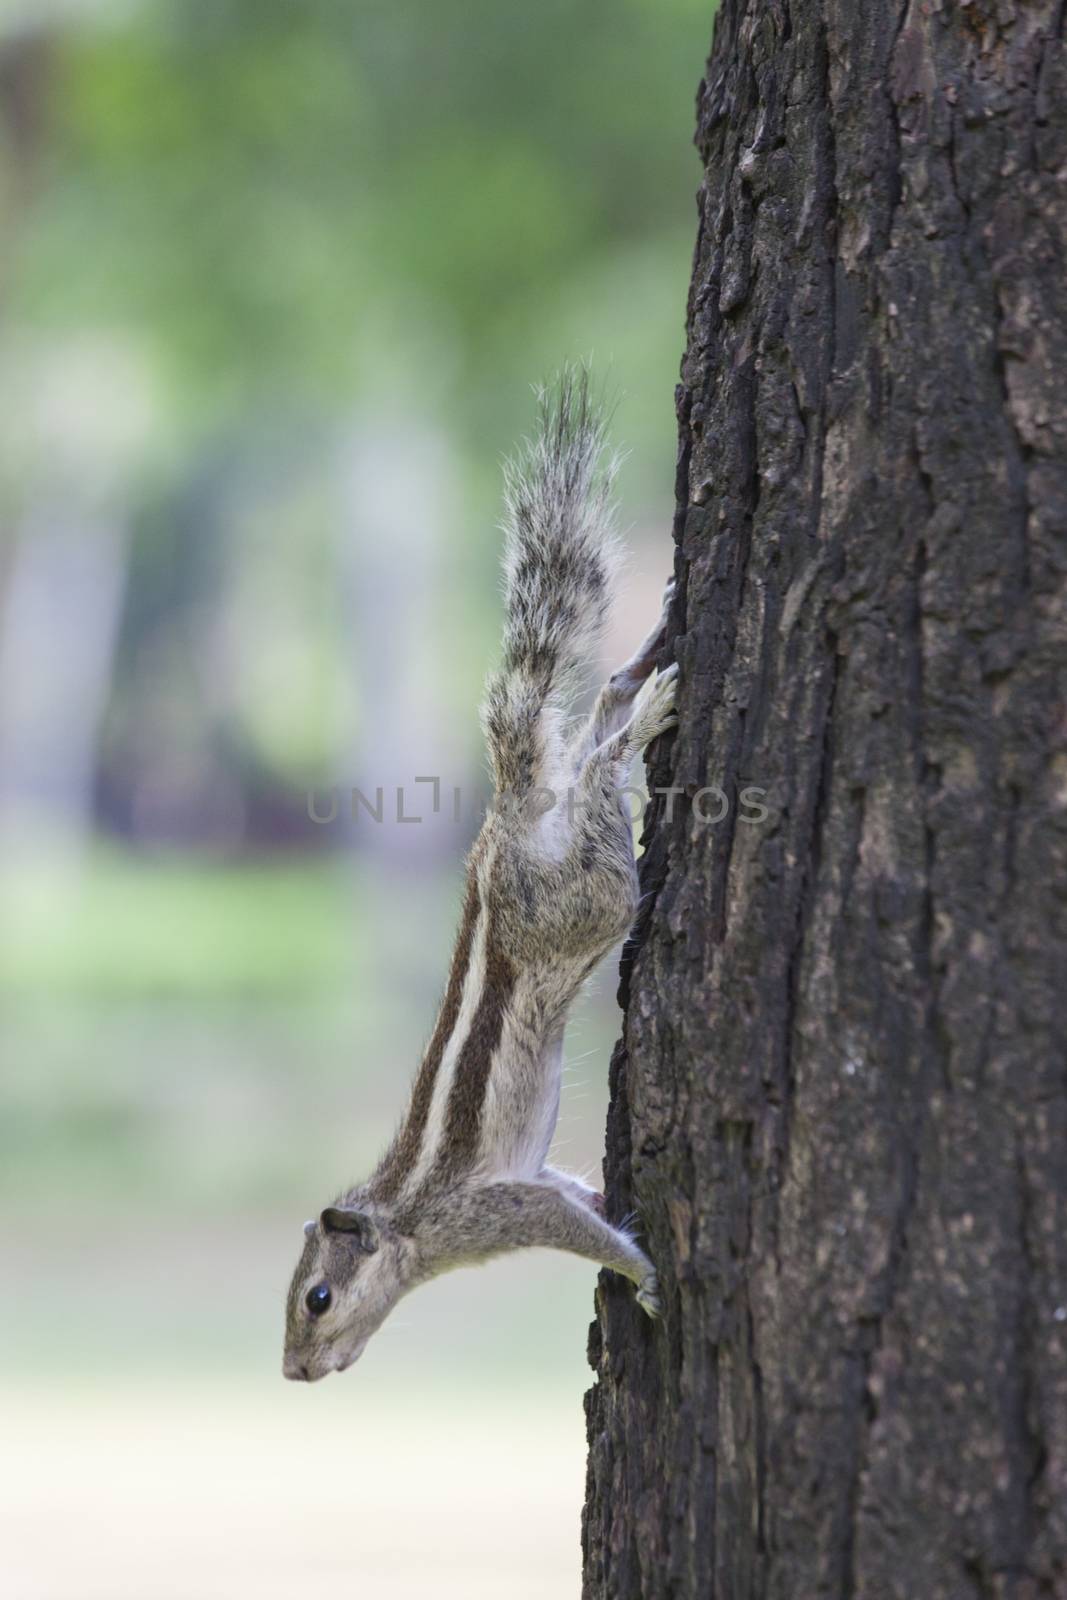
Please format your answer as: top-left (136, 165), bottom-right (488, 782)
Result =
top-left (572, 663), bottom-right (678, 807)
top-left (624, 663), bottom-right (679, 753)
top-left (570, 577), bottom-right (676, 767)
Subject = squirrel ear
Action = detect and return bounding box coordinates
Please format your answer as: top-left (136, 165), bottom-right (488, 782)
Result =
top-left (320, 1207), bottom-right (380, 1252)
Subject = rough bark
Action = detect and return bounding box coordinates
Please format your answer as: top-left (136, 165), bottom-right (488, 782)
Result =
top-left (583, 3), bottom-right (1067, 1597)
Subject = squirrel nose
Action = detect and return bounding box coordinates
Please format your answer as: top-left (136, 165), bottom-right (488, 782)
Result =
top-left (283, 1354), bottom-right (311, 1382)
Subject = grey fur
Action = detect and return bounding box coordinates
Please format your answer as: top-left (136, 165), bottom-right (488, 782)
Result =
top-left (283, 370), bottom-right (676, 1382)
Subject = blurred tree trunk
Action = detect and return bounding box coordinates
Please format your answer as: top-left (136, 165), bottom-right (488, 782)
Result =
top-left (583, 3), bottom-right (1067, 1597)
top-left (0, 23), bottom-right (49, 267)
top-left (0, 513), bottom-right (127, 855)
top-left (0, 21), bottom-right (51, 608)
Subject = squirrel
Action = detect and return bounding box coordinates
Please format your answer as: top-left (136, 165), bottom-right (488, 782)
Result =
top-left (283, 371), bottom-right (678, 1381)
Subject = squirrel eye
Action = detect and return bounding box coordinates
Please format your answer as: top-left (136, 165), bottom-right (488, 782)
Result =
top-left (305, 1283), bottom-right (332, 1316)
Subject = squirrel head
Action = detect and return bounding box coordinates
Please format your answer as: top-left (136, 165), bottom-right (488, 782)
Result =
top-left (282, 1194), bottom-right (412, 1381)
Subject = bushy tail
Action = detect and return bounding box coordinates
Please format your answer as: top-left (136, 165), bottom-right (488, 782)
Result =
top-left (482, 369), bottom-right (620, 798)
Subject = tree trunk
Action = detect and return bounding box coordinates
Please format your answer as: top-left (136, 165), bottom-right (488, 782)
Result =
top-left (583, 3), bottom-right (1067, 1597)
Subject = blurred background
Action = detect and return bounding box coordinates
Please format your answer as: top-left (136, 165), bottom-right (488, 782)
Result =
top-left (0, 0), bottom-right (708, 1594)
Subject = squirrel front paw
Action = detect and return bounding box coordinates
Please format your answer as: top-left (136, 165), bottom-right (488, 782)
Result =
top-left (635, 1269), bottom-right (663, 1319)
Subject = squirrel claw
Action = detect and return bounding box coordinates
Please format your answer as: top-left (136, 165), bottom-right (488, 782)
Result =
top-left (635, 1271), bottom-right (663, 1319)
top-left (632, 666), bottom-right (679, 749)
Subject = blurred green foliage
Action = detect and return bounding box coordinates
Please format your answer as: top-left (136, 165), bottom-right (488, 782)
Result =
top-left (15, 0), bottom-right (708, 447)
top-left (3, 0), bottom-right (712, 796)
top-left (0, 0), bottom-right (708, 1401)
top-left (0, 849), bottom-right (357, 996)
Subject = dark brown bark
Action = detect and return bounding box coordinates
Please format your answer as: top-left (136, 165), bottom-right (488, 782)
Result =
top-left (583, 3), bottom-right (1067, 1597)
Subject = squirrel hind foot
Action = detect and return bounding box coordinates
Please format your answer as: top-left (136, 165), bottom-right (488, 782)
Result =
top-left (630, 665), bottom-right (679, 751)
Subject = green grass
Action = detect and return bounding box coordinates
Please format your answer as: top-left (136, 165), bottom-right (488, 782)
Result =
top-left (0, 846), bottom-right (468, 1213)
top-left (0, 847), bottom-right (363, 999)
